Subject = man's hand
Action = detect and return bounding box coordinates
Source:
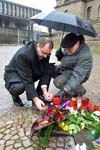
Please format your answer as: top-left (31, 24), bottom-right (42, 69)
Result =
top-left (43, 91), bottom-right (53, 102)
top-left (41, 86), bottom-right (53, 102)
top-left (33, 97), bottom-right (46, 110)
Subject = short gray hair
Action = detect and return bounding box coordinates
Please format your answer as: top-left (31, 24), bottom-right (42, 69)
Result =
top-left (36, 37), bottom-right (53, 49)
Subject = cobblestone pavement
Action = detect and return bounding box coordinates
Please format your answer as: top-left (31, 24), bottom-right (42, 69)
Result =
top-left (0, 46), bottom-right (99, 150)
top-left (0, 106), bottom-right (76, 150)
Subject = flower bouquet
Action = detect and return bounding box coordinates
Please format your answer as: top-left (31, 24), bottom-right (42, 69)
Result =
top-left (30, 96), bottom-right (100, 150)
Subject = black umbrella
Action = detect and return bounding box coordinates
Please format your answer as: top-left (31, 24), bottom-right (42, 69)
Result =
top-left (31, 10), bottom-right (97, 37)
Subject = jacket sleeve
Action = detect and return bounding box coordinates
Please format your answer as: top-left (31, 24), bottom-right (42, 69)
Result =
top-left (15, 54), bottom-right (38, 100)
top-left (64, 52), bottom-right (93, 91)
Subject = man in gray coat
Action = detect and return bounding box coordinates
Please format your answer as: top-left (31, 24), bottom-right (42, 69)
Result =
top-left (54, 33), bottom-right (93, 98)
top-left (4, 37), bottom-right (55, 110)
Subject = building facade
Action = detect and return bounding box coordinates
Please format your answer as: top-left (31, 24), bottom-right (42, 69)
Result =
top-left (0, 0), bottom-right (41, 44)
top-left (55, 0), bottom-right (100, 47)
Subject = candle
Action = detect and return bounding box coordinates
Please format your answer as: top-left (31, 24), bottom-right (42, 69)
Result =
top-left (53, 96), bottom-right (60, 105)
top-left (70, 97), bottom-right (77, 109)
top-left (81, 98), bottom-right (89, 108)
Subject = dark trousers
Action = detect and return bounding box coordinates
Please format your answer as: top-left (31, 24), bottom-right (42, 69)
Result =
top-left (53, 74), bottom-right (86, 97)
top-left (8, 79), bottom-right (50, 98)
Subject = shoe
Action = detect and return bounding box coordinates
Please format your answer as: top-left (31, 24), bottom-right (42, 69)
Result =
top-left (12, 95), bottom-right (24, 107)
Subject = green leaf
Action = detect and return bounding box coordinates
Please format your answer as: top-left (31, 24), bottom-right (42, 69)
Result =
top-left (38, 124), bottom-right (54, 149)
top-left (87, 129), bottom-right (100, 140)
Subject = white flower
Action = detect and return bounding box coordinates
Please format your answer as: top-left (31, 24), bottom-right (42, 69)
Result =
top-left (81, 122), bottom-right (85, 129)
top-left (93, 111), bottom-right (100, 116)
top-left (68, 107), bottom-right (74, 113)
top-left (75, 144), bottom-right (80, 150)
top-left (80, 143), bottom-right (87, 150)
top-left (74, 110), bottom-right (78, 115)
top-left (81, 110), bottom-right (85, 114)
top-left (91, 113), bottom-right (100, 122)
top-left (75, 143), bottom-right (87, 150)
top-left (95, 117), bottom-right (99, 122)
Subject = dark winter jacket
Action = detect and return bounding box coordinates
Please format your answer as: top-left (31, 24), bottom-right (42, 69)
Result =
top-left (4, 41), bottom-right (52, 100)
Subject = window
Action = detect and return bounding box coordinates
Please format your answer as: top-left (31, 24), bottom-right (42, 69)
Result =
top-left (27, 9), bottom-right (30, 18)
top-left (4, 3), bottom-right (8, 15)
top-left (22, 7), bottom-right (24, 18)
top-left (30, 9), bottom-right (33, 17)
top-left (12, 5), bottom-right (16, 16)
top-left (24, 8), bottom-right (27, 18)
top-left (0, 2), bottom-right (2, 14)
top-left (20, 7), bottom-right (23, 18)
top-left (87, 6), bottom-right (92, 19)
top-left (98, 5), bottom-right (100, 18)
top-left (16, 6), bottom-right (20, 17)
top-left (8, 4), bottom-right (12, 16)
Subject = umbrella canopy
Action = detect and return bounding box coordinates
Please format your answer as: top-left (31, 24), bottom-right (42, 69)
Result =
top-left (31, 11), bottom-right (97, 37)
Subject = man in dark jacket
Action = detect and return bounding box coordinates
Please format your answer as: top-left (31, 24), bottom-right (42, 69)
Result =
top-left (54, 33), bottom-right (93, 98)
top-left (4, 37), bottom-right (55, 110)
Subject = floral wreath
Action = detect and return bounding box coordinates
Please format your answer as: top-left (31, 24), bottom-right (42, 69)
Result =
top-left (30, 96), bottom-right (100, 150)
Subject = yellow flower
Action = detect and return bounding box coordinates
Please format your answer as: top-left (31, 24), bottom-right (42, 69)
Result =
top-left (63, 125), bottom-right (68, 131)
top-left (58, 122), bottom-right (65, 127)
top-left (80, 122), bottom-right (85, 129)
top-left (58, 122), bottom-right (62, 127)
top-left (61, 122), bottom-right (65, 127)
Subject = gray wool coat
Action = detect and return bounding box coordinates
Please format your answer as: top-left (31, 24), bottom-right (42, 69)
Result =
top-left (59, 41), bottom-right (93, 91)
